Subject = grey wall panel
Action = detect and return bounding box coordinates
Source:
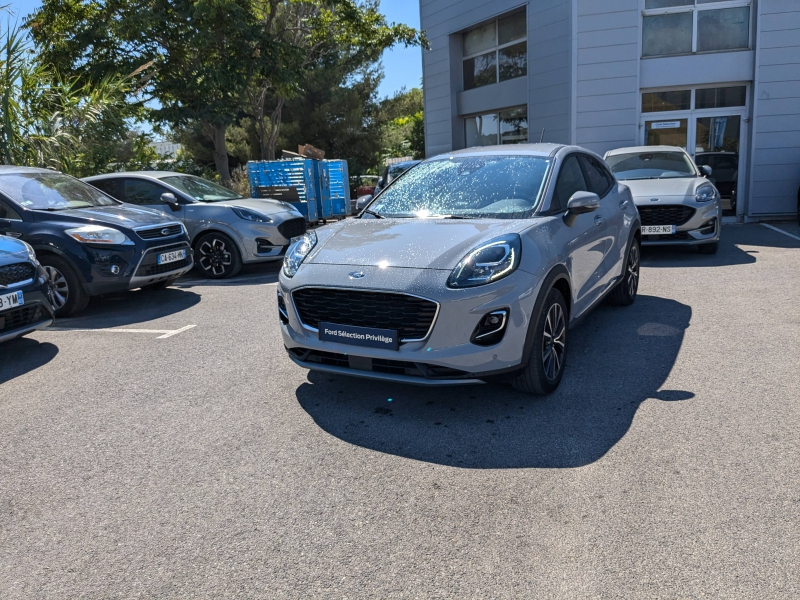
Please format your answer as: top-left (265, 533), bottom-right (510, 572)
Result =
top-left (576, 92), bottom-right (637, 113)
top-left (457, 77), bottom-right (528, 115)
top-left (578, 27), bottom-right (639, 49)
top-left (640, 52), bottom-right (754, 89)
top-left (750, 1), bottom-right (800, 216)
top-left (578, 76), bottom-right (638, 97)
top-left (578, 60), bottom-right (638, 82)
top-left (577, 109), bottom-right (638, 128)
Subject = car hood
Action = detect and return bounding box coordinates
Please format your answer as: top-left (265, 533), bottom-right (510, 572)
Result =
top-left (308, 218), bottom-right (533, 270)
top-left (0, 235), bottom-right (31, 265)
top-left (202, 198), bottom-right (304, 219)
top-left (34, 204), bottom-right (178, 228)
top-left (620, 177), bottom-right (707, 200)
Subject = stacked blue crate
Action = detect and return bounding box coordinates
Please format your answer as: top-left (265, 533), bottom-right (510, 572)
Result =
top-left (315, 162), bottom-right (333, 220)
top-left (323, 160), bottom-right (350, 218)
top-left (247, 159), bottom-right (320, 222)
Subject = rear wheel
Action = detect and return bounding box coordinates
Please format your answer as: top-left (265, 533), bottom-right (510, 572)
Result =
top-left (39, 255), bottom-right (89, 317)
top-left (194, 232), bottom-right (242, 279)
top-left (607, 238), bottom-right (640, 306)
top-left (512, 288), bottom-right (568, 396)
top-left (698, 242), bottom-right (718, 255)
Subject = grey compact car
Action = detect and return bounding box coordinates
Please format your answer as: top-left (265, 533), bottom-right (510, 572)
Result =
top-left (605, 146), bottom-right (721, 254)
top-left (278, 144), bottom-right (642, 395)
top-left (84, 172), bottom-right (308, 278)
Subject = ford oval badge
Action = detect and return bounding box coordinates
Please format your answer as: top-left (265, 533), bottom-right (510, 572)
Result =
top-left (348, 271), bottom-right (366, 279)
top-left (161, 228), bottom-right (171, 235)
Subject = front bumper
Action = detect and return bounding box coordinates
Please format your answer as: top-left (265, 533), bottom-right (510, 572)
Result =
top-left (278, 263), bottom-right (543, 384)
top-left (637, 199), bottom-right (721, 246)
top-left (0, 288), bottom-right (55, 343)
top-left (237, 218), bottom-right (305, 264)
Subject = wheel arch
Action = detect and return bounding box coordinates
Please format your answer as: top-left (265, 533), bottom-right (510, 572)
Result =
top-left (519, 263), bottom-right (572, 369)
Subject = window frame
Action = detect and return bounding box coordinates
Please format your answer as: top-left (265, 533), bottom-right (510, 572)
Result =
top-left (464, 106), bottom-right (529, 148)
top-left (578, 155), bottom-right (615, 199)
top-left (548, 153), bottom-right (589, 215)
top-left (642, 0), bottom-right (752, 58)
top-left (122, 177), bottom-right (172, 206)
top-left (462, 10), bottom-right (527, 91)
top-left (0, 199), bottom-right (23, 221)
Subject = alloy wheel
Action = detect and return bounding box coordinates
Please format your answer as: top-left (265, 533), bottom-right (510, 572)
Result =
top-left (44, 265), bottom-right (69, 310)
top-left (541, 302), bottom-right (566, 380)
top-left (627, 243), bottom-right (640, 298)
top-left (198, 237), bottom-right (232, 276)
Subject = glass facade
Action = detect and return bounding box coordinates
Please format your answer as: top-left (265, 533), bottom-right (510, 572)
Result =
top-left (465, 108), bottom-right (528, 147)
top-left (462, 10), bottom-right (526, 91)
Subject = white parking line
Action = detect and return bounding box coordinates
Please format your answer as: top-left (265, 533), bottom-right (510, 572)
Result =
top-left (761, 223), bottom-right (800, 242)
top-left (47, 324), bottom-right (197, 338)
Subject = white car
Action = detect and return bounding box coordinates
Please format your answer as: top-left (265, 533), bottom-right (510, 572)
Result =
top-left (604, 146), bottom-right (721, 254)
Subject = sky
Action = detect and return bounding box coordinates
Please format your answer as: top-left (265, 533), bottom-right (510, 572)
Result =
top-left (3, 0), bottom-right (423, 99)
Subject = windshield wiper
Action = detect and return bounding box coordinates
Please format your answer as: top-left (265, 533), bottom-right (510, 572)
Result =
top-left (362, 209), bottom-right (384, 219)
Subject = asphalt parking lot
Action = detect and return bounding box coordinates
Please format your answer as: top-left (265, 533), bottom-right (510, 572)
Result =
top-left (1, 223), bottom-right (799, 598)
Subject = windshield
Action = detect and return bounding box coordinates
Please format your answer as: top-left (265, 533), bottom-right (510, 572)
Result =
top-left (160, 175), bottom-right (243, 202)
top-left (0, 172), bottom-right (118, 210)
top-left (369, 155), bottom-right (551, 219)
top-left (606, 151), bottom-right (697, 180)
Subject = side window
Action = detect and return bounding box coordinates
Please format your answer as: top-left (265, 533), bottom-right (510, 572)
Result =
top-left (552, 155), bottom-right (588, 212)
top-left (0, 200), bottom-right (22, 220)
top-left (579, 155), bottom-right (614, 198)
top-left (90, 178), bottom-right (122, 201)
top-left (124, 179), bottom-right (169, 205)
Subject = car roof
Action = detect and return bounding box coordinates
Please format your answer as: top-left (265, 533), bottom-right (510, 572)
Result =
top-left (433, 143), bottom-right (570, 160)
top-left (0, 165), bottom-right (59, 175)
top-left (84, 171), bottom-right (186, 180)
top-left (605, 145), bottom-right (687, 156)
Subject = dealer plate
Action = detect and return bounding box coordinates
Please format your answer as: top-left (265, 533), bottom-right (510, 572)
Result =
top-left (0, 290), bottom-right (24, 312)
top-left (157, 249), bottom-right (186, 265)
top-left (642, 225), bottom-right (676, 235)
top-left (319, 321), bottom-right (399, 351)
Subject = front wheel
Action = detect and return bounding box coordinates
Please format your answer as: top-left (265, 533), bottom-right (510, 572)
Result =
top-left (512, 288), bottom-right (568, 396)
top-left (39, 255), bottom-right (89, 317)
top-left (194, 232), bottom-right (242, 279)
top-left (607, 238), bottom-right (640, 306)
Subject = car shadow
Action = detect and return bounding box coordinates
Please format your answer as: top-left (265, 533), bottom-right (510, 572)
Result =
top-left (0, 337), bottom-right (59, 385)
top-left (175, 262), bottom-right (282, 288)
top-left (642, 223), bottom-right (799, 268)
top-left (57, 287), bottom-right (201, 329)
top-left (295, 294), bottom-right (693, 469)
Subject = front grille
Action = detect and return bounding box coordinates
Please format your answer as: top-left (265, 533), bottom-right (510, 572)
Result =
top-left (638, 205), bottom-right (695, 226)
top-left (0, 304), bottom-right (43, 333)
top-left (292, 288), bottom-right (438, 341)
top-left (277, 218), bottom-right (307, 240)
top-left (288, 348), bottom-right (470, 379)
top-left (0, 262), bottom-right (35, 286)
top-left (136, 224), bottom-right (183, 240)
top-left (134, 243), bottom-right (192, 277)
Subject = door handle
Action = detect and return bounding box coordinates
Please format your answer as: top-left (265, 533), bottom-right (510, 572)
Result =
top-left (619, 200), bottom-right (629, 210)
top-left (594, 215), bottom-right (604, 226)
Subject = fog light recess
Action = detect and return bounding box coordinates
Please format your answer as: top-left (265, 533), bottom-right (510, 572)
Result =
top-left (277, 290), bottom-right (289, 324)
top-left (470, 309), bottom-right (509, 346)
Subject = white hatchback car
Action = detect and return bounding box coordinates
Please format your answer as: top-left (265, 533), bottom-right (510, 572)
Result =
top-left (604, 146), bottom-right (721, 254)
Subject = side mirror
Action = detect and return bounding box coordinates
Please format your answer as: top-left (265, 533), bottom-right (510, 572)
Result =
top-left (160, 192), bottom-right (181, 211)
top-left (356, 194), bottom-right (373, 211)
top-left (699, 165), bottom-right (712, 178)
top-left (377, 178), bottom-right (385, 188)
top-left (563, 191), bottom-right (600, 227)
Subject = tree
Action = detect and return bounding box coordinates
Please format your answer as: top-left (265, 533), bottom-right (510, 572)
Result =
top-left (378, 87), bottom-right (424, 161)
top-left (0, 23), bottom-right (132, 175)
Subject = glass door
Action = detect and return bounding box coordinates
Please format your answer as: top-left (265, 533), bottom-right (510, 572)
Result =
top-left (694, 115), bottom-right (741, 216)
top-left (643, 118), bottom-right (689, 150)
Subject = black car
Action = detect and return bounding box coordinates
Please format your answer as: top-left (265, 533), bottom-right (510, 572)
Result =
top-left (0, 167), bottom-right (194, 317)
top-left (0, 234), bottom-right (55, 342)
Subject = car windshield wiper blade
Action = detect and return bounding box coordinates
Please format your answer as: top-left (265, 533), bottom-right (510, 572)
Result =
top-left (362, 209), bottom-right (383, 218)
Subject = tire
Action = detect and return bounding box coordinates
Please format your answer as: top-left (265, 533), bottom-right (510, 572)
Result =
top-left (512, 288), bottom-right (568, 396)
top-left (142, 277), bottom-right (177, 291)
top-left (698, 242), bottom-right (719, 255)
top-left (607, 238), bottom-right (640, 307)
top-left (39, 255), bottom-right (89, 318)
top-left (193, 232), bottom-right (242, 279)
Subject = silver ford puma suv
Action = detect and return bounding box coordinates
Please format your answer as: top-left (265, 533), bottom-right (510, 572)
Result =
top-left (278, 144), bottom-right (642, 395)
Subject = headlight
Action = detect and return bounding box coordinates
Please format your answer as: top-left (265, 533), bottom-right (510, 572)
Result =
top-left (448, 234), bottom-right (521, 288)
top-left (282, 230), bottom-right (317, 278)
top-left (23, 241), bottom-right (39, 264)
top-left (65, 225), bottom-right (133, 245)
top-left (232, 207), bottom-right (272, 223)
top-left (695, 184), bottom-right (716, 203)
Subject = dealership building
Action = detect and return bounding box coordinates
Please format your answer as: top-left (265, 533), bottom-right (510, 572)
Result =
top-left (419, 0), bottom-right (799, 219)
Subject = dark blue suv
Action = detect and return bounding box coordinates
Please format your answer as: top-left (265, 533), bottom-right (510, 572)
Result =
top-left (0, 166), bottom-right (194, 316)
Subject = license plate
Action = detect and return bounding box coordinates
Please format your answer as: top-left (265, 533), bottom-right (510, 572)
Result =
top-left (319, 322), bottom-right (399, 351)
top-left (157, 249), bottom-right (186, 265)
top-left (642, 225), bottom-right (676, 235)
top-left (0, 290), bottom-right (24, 312)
